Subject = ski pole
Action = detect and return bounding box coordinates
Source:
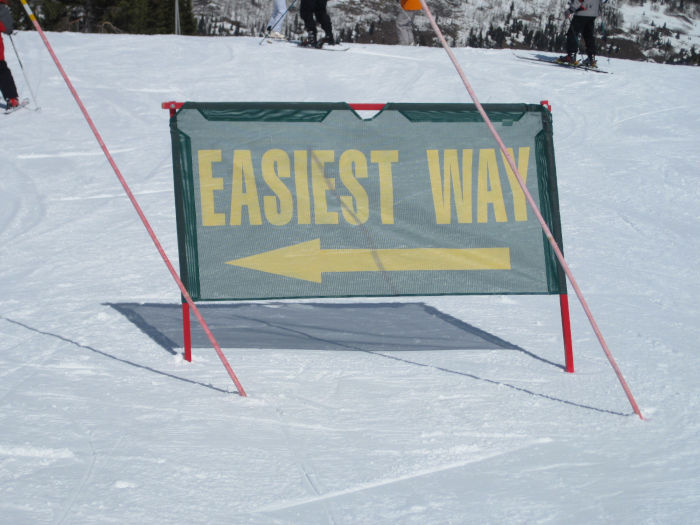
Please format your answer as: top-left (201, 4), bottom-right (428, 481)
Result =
top-left (9, 34), bottom-right (39, 109)
top-left (259, 0), bottom-right (298, 44)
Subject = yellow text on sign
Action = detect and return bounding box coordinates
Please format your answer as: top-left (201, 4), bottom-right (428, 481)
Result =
top-left (198, 149), bottom-right (398, 227)
top-left (427, 147), bottom-right (531, 224)
top-left (198, 147), bottom-right (532, 227)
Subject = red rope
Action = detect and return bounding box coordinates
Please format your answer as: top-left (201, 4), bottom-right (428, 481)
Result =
top-left (19, 1), bottom-right (246, 396)
top-left (417, 0), bottom-right (642, 418)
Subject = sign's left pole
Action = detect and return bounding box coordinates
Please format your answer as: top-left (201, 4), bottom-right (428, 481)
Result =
top-left (18, 2), bottom-right (247, 396)
top-left (166, 105), bottom-right (193, 364)
top-left (182, 301), bottom-right (192, 362)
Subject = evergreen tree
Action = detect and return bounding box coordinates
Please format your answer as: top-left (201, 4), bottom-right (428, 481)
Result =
top-left (108, 0), bottom-right (147, 34)
top-left (37, 0), bottom-right (70, 31)
top-left (30, 0), bottom-right (197, 35)
top-left (180, 0), bottom-right (196, 35)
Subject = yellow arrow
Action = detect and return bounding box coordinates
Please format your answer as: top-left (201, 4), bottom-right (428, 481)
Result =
top-left (227, 239), bottom-right (511, 283)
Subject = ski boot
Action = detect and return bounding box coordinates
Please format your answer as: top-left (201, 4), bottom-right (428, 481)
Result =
top-left (299, 33), bottom-right (318, 47)
top-left (556, 54), bottom-right (578, 66)
top-left (316, 34), bottom-right (335, 48)
top-left (582, 55), bottom-right (597, 68)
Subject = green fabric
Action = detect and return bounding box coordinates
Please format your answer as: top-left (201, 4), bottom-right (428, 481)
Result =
top-left (169, 102), bottom-right (566, 301)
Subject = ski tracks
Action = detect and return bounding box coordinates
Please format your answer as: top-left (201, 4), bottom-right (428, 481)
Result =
top-left (271, 402), bottom-right (340, 524)
top-left (0, 317), bottom-right (63, 404)
top-left (54, 432), bottom-right (98, 525)
top-left (0, 317), bottom-right (99, 525)
top-left (0, 159), bottom-right (46, 245)
top-left (258, 437), bottom-right (553, 514)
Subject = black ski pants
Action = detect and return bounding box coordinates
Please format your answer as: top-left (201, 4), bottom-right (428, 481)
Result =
top-left (300, 0), bottom-right (333, 37)
top-left (566, 16), bottom-right (597, 58)
top-left (0, 60), bottom-right (18, 101)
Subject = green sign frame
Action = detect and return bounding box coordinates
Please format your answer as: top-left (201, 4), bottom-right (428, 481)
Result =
top-left (169, 102), bottom-right (566, 301)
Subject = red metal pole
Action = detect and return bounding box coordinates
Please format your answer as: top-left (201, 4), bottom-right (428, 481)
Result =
top-left (182, 301), bottom-right (192, 362)
top-left (166, 102), bottom-right (192, 364)
top-left (560, 294), bottom-right (574, 373)
top-left (542, 101), bottom-right (574, 374)
top-left (19, 1), bottom-right (246, 396)
top-left (163, 101), bottom-right (185, 115)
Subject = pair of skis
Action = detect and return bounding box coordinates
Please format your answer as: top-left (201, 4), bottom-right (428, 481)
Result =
top-left (261, 34), bottom-right (349, 52)
top-left (514, 53), bottom-right (610, 74)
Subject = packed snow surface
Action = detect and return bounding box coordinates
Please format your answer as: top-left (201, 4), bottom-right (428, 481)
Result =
top-left (1, 31), bottom-right (700, 524)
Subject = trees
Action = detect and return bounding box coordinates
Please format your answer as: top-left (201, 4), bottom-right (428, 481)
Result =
top-left (23, 0), bottom-right (197, 34)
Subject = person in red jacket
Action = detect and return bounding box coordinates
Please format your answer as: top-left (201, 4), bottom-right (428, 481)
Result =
top-left (0, 0), bottom-right (20, 108)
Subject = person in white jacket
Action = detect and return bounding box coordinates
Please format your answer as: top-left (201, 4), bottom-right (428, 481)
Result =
top-left (265, 0), bottom-right (288, 40)
top-left (395, 1), bottom-right (416, 46)
top-left (557, 0), bottom-right (603, 67)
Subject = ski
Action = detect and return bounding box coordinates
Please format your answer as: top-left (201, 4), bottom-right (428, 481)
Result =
top-left (295, 40), bottom-right (350, 52)
top-left (1, 98), bottom-right (30, 114)
top-left (260, 34), bottom-right (288, 45)
top-left (514, 53), bottom-right (609, 74)
top-left (263, 38), bottom-right (350, 51)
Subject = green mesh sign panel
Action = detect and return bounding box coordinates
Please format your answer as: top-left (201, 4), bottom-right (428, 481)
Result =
top-left (169, 102), bottom-right (566, 301)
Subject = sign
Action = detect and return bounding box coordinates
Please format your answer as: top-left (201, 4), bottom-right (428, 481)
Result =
top-left (169, 102), bottom-right (565, 301)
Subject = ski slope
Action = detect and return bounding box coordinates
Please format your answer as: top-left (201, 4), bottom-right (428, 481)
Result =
top-left (1, 32), bottom-right (700, 524)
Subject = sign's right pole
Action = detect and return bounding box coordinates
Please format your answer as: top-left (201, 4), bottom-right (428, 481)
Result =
top-left (560, 294), bottom-right (574, 373)
top-left (416, 0), bottom-right (642, 419)
top-left (541, 100), bottom-right (574, 374)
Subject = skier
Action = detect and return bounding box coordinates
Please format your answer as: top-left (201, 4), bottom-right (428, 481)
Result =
top-left (0, 0), bottom-right (20, 108)
top-left (396, 4), bottom-right (416, 46)
top-left (299, 0), bottom-right (334, 47)
top-left (265, 0), bottom-right (288, 40)
top-left (396, 0), bottom-right (419, 46)
top-left (557, 0), bottom-right (603, 67)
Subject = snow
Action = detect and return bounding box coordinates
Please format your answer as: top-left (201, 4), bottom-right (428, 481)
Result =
top-left (618, 1), bottom-right (700, 41)
top-left (2, 31), bottom-right (700, 524)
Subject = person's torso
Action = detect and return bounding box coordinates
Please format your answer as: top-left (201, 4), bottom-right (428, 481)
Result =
top-left (574, 0), bottom-right (601, 17)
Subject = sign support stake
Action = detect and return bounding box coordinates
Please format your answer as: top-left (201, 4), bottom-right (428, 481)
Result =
top-left (560, 294), bottom-right (574, 372)
top-left (18, 0), bottom-right (247, 396)
top-left (418, 0), bottom-right (642, 418)
top-left (182, 301), bottom-right (192, 362)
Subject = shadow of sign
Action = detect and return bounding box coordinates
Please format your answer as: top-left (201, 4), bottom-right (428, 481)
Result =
top-left (106, 303), bottom-right (629, 414)
top-left (0, 303), bottom-right (633, 416)
top-left (108, 301), bottom-right (526, 351)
